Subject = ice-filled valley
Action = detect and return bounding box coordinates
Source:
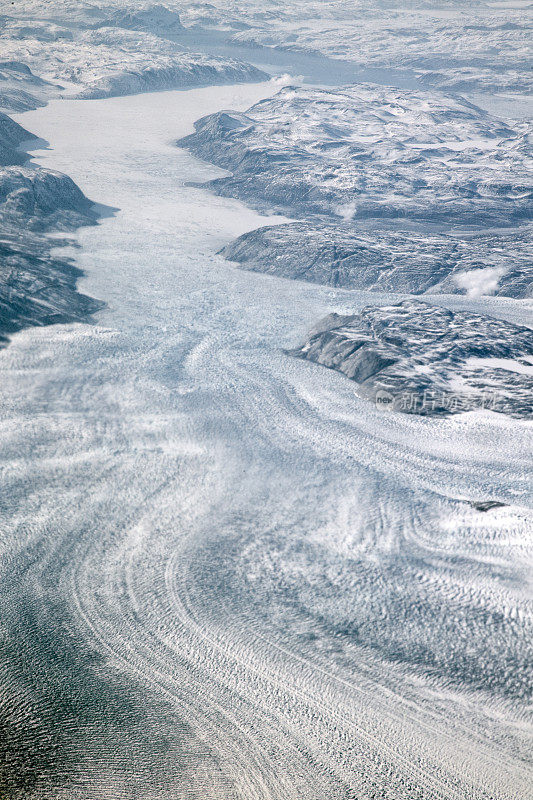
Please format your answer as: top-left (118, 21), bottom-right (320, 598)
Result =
top-left (0, 2), bottom-right (531, 799)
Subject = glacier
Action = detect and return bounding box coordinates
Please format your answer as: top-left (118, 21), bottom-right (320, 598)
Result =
top-left (0, 4), bottom-right (269, 346)
top-left (0, 2), bottom-right (531, 799)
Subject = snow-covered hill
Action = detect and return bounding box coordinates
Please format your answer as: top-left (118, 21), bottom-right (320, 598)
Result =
top-left (221, 221), bottom-right (533, 298)
top-left (92, 3), bottom-right (185, 34)
top-left (0, 113), bottom-right (100, 345)
top-left (289, 300), bottom-right (533, 418)
top-left (181, 84), bottom-right (532, 298)
top-left (181, 85), bottom-right (532, 226)
top-left (0, 2), bottom-right (269, 108)
top-left (5, 1), bottom-right (531, 96)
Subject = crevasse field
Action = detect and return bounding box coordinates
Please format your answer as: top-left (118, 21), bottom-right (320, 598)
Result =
top-left (0, 3), bottom-right (532, 799)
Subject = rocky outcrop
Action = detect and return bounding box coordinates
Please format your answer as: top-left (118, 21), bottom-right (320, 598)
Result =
top-left (0, 165), bottom-right (96, 227)
top-left (0, 219), bottom-right (102, 347)
top-left (180, 85), bottom-right (532, 299)
top-left (220, 221), bottom-right (533, 299)
top-left (288, 300), bottom-right (533, 418)
top-left (0, 111), bottom-right (101, 348)
top-left (0, 110), bottom-right (37, 165)
top-left (0, 61), bottom-right (54, 113)
top-left (179, 86), bottom-right (531, 227)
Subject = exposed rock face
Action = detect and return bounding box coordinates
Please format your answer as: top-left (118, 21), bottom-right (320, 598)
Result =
top-left (0, 219), bottom-right (102, 346)
top-left (0, 165), bottom-right (95, 227)
top-left (469, 500), bottom-right (507, 512)
top-left (220, 221), bottom-right (533, 299)
top-left (288, 301), bottom-right (533, 418)
top-left (0, 109), bottom-right (37, 164)
top-left (180, 85), bottom-right (532, 299)
top-left (0, 112), bottom-right (100, 347)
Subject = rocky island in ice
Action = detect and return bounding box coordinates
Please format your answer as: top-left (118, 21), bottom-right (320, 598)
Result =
top-left (221, 221), bottom-right (533, 298)
top-left (289, 300), bottom-right (533, 417)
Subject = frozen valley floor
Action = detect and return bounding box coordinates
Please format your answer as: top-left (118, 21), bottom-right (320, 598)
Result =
top-left (0, 82), bottom-right (531, 798)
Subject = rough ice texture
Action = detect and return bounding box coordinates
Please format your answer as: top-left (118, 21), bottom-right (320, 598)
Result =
top-left (289, 300), bottom-right (533, 418)
top-left (180, 85), bottom-right (532, 299)
top-left (0, 6), bottom-right (531, 799)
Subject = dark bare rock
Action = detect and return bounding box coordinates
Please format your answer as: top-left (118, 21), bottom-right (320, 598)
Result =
top-left (469, 500), bottom-right (507, 512)
top-left (0, 166), bottom-right (97, 229)
top-left (0, 218), bottom-right (103, 347)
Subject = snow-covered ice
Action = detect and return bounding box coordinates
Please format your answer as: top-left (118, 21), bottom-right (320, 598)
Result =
top-left (0, 81), bottom-right (530, 799)
top-left (0, 2), bottom-right (531, 797)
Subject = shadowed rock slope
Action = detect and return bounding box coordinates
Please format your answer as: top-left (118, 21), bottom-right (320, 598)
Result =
top-left (0, 111), bottom-right (102, 347)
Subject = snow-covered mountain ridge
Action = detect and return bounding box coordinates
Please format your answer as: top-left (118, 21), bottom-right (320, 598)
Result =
top-left (221, 221), bottom-right (533, 298)
top-left (180, 85), bottom-right (532, 298)
top-left (0, 24), bottom-right (267, 103)
top-left (5, 0), bottom-right (530, 95)
top-left (0, 110), bottom-right (101, 345)
top-left (181, 85), bottom-right (532, 227)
